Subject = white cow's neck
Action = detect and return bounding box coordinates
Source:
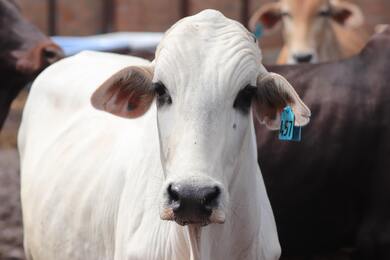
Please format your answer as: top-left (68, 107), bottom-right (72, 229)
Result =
top-left (188, 225), bottom-right (201, 260)
top-left (197, 120), bottom-right (267, 260)
top-left (120, 115), bottom-right (265, 260)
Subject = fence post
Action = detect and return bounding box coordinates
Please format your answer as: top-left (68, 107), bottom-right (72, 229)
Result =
top-left (241, 0), bottom-right (249, 28)
top-left (48, 0), bottom-right (57, 35)
top-left (102, 0), bottom-right (115, 33)
top-left (180, 0), bottom-right (189, 18)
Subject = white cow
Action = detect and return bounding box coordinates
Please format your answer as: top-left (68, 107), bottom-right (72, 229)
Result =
top-left (19, 10), bottom-right (310, 260)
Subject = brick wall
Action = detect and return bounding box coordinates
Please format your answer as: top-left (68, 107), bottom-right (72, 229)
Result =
top-left (56, 0), bottom-right (104, 35)
top-left (19, 0), bottom-right (48, 33)
top-left (18, 0), bottom-right (390, 62)
top-left (115, 0), bottom-right (181, 31)
top-left (190, 0), bottom-right (242, 21)
top-left (19, 0), bottom-right (390, 36)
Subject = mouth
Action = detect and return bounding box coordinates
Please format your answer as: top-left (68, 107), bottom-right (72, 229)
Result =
top-left (175, 217), bottom-right (211, 226)
top-left (160, 207), bottom-right (225, 226)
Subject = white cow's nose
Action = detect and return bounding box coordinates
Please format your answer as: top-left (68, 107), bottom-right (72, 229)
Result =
top-left (167, 183), bottom-right (220, 225)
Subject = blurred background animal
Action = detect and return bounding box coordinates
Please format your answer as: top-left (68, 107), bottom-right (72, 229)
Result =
top-left (249, 0), bottom-right (369, 64)
top-left (256, 27), bottom-right (390, 259)
top-left (0, 0), bottom-right (63, 130)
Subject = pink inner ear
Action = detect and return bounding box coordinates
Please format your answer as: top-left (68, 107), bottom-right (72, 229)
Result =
top-left (126, 91), bottom-right (155, 118)
top-left (104, 81), bottom-right (155, 119)
top-left (256, 102), bottom-right (279, 122)
top-left (261, 12), bottom-right (281, 28)
top-left (253, 72), bottom-right (310, 129)
top-left (91, 66), bottom-right (155, 119)
top-left (333, 8), bottom-right (352, 24)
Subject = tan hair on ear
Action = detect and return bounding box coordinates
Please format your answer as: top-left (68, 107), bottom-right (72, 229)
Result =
top-left (331, 0), bottom-right (364, 28)
top-left (91, 66), bottom-right (155, 118)
top-left (254, 73), bottom-right (310, 130)
top-left (249, 2), bottom-right (282, 33)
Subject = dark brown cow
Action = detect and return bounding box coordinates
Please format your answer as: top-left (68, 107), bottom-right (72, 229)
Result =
top-left (255, 28), bottom-right (390, 259)
top-left (0, 0), bottom-right (63, 129)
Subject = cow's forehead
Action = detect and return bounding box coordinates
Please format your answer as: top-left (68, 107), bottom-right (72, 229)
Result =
top-left (281, 0), bottom-right (330, 14)
top-left (157, 10), bottom-right (257, 51)
top-left (154, 10), bottom-right (262, 94)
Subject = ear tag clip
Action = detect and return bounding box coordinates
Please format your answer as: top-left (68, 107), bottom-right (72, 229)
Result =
top-left (254, 23), bottom-right (264, 39)
top-left (279, 106), bottom-right (301, 142)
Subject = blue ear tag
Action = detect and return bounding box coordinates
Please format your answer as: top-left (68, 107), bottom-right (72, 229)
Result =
top-left (254, 23), bottom-right (263, 39)
top-left (279, 106), bottom-right (301, 142)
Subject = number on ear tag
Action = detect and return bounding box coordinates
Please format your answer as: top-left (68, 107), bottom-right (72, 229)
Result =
top-left (279, 106), bottom-right (301, 142)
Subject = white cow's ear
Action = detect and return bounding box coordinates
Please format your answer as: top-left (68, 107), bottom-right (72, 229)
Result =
top-left (253, 73), bottom-right (311, 130)
top-left (91, 66), bottom-right (155, 118)
top-left (249, 2), bottom-right (282, 33)
top-left (330, 0), bottom-right (364, 28)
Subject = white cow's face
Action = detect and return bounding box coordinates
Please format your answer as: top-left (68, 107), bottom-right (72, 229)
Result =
top-left (154, 12), bottom-right (262, 225)
top-left (91, 10), bottom-right (310, 226)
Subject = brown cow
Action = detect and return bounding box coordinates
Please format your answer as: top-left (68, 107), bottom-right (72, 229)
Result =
top-left (249, 0), bottom-right (368, 64)
top-left (256, 28), bottom-right (390, 259)
top-left (0, 0), bottom-right (63, 129)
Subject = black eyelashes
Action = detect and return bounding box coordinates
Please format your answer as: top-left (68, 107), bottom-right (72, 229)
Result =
top-left (153, 82), bottom-right (257, 112)
top-left (154, 82), bottom-right (172, 107)
top-left (233, 85), bottom-right (257, 114)
top-left (154, 82), bottom-right (166, 96)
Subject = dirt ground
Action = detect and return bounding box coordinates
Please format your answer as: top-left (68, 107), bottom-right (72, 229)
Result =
top-left (0, 91), bottom-right (352, 260)
top-left (0, 91), bottom-right (26, 260)
top-left (0, 149), bottom-right (24, 260)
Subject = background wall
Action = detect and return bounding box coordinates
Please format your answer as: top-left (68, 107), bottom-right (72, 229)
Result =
top-left (18, 0), bottom-right (390, 63)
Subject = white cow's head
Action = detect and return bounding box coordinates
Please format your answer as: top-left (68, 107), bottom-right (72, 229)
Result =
top-left (92, 10), bottom-right (310, 226)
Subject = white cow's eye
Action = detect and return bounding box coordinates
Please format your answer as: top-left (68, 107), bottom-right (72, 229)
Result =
top-left (233, 85), bottom-right (256, 114)
top-left (154, 82), bottom-right (172, 107)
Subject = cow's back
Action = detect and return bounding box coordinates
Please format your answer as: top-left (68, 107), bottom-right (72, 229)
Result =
top-left (19, 51), bottom-right (151, 155)
top-left (18, 51), bottom-right (158, 260)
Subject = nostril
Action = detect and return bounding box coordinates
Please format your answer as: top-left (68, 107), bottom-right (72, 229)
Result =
top-left (165, 183), bottom-right (222, 223)
top-left (167, 184), bottom-right (180, 202)
top-left (294, 54), bottom-right (313, 63)
top-left (42, 47), bottom-right (63, 63)
top-left (43, 49), bottom-right (56, 59)
top-left (204, 186), bottom-right (220, 207)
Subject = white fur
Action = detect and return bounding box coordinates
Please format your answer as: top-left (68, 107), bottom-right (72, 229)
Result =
top-left (19, 10), bottom-right (281, 260)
